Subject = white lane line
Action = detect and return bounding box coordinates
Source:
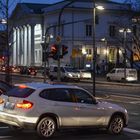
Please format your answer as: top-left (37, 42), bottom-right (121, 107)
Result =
top-left (124, 128), bottom-right (140, 135)
top-left (0, 136), bottom-right (12, 138)
top-left (130, 101), bottom-right (140, 104)
top-left (0, 126), bottom-right (9, 129)
top-left (129, 112), bottom-right (140, 116)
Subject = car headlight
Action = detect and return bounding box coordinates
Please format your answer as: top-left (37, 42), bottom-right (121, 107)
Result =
top-left (68, 73), bottom-right (73, 77)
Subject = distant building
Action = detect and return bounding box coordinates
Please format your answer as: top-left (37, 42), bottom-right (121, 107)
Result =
top-left (10, 0), bottom-right (137, 69)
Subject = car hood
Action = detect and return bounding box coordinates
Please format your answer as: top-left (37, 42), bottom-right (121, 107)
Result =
top-left (98, 100), bottom-right (126, 112)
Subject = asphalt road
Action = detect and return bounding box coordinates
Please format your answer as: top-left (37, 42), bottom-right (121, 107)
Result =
top-left (0, 73), bottom-right (140, 140)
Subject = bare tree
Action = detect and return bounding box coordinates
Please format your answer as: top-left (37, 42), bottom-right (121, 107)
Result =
top-left (0, 0), bottom-right (21, 83)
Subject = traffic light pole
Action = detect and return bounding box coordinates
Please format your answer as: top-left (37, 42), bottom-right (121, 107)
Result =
top-left (57, 0), bottom-right (75, 81)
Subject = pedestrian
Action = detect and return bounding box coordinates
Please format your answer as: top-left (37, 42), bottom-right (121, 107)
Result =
top-left (101, 60), bottom-right (105, 74)
top-left (96, 64), bottom-right (100, 74)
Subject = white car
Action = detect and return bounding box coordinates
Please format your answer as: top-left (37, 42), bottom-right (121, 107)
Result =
top-left (106, 68), bottom-right (138, 82)
top-left (78, 69), bottom-right (92, 79)
top-left (0, 82), bottom-right (128, 138)
top-left (49, 66), bottom-right (80, 81)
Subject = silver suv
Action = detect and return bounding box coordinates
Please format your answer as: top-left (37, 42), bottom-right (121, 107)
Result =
top-left (0, 82), bottom-right (128, 138)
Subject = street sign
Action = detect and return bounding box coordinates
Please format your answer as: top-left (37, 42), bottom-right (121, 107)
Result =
top-left (56, 36), bottom-right (61, 43)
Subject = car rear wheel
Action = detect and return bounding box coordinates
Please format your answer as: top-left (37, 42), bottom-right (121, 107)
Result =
top-left (108, 115), bottom-right (124, 134)
top-left (37, 117), bottom-right (56, 138)
top-left (50, 76), bottom-right (54, 81)
top-left (107, 77), bottom-right (111, 81)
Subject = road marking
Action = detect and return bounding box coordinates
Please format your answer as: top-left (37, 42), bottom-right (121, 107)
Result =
top-left (129, 112), bottom-right (140, 116)
top-left (0, 136), bottom-right (12, 138)
top-left (124, 128), bottom-right (140, 135)
top-left (130, 101), bottom-right (140, 104)
top-left (0, 126), bottom-right (9, 129)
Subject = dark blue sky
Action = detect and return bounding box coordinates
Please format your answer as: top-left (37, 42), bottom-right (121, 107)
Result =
top-left (20, 0), bottom-right (127, 4)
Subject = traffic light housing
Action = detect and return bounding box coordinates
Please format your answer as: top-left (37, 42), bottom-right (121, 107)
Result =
top-left (50, 44), bottom-right (59, 60)
top-left (62, 45), bottom-right (68, 56)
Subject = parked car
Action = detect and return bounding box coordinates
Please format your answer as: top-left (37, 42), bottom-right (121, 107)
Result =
top-left (11, 66), bottom-right (21, 73)
top-left (106, 68), bottom-right (138, 82)
top-left (0, 80), bottom-right (12, 95)
top-left (27, 67), bottom-right (37, 76)
top-left (49, 65), bottom-right (80, 81)
top-left (78, 69), bottom-right (92, 79)
top-left (20, 66), bottom-right (28, 74)
top-left (0, 82), bottom-right (128, 138)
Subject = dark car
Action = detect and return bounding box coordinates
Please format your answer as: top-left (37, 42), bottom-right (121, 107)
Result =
top-left (27, 67), bottom-right (37, 76)
top-left (0, 80), bottom-right (12, 95)
top-left (20, 66), bottom-right (28, 74)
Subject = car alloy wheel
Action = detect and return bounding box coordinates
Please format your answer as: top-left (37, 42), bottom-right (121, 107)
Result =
top-left (108, 115), bottom-right (124, 134)
top-left (37, 117), bottom-right (56, 138)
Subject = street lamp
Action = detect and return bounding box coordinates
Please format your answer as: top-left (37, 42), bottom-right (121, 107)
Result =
top-left (92, 1), bottom-right (104, 96)
top-left (101, 38), bottom-right (108, 71)
top-left (119, 28), bottom-right (131, 81)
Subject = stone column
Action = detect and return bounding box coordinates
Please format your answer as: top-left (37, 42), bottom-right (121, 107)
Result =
top-left (30, 24), bottom-right (35, 66)
top-left (22, 26), bottom-right (25, 66)
top-left (19, 27), bottom-right (22, 66)
top-left (16, 27), bottom-right (19, 65)
top-left (26, 25), bottom-right (30, 66)
top-left (13, 28), bottom-right (16, 65)
top-left (23, 25), bottom-right (27, 66)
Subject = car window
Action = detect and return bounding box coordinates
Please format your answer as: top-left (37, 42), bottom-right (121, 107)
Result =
top-left (110, 69), bottom-right (115, 73)
top-left (40, 88), bottom-right (74, 102)
top-left (70, 89), bottom-right (95, 104)
top-left (6, 86), bottom-right (35, 98)
top-left (60, 67), bottom-right (65, 72)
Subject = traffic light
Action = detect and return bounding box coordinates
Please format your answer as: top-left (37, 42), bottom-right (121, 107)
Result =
top-left (62, 45), bottom-right (68, 56)
top-left (50, 44), bottom-right (59, 60)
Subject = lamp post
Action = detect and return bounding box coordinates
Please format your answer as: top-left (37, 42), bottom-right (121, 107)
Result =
top-left (119, 28), bottom-right (131, 81)
top-left (57, 0), bottom-right (75, 81)
top-left (92, 0), bottom-right (104, 96)
top-left (101, 38), bottom-right (108, 71)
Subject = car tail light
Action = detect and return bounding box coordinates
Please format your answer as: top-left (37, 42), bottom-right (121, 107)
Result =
top-left (0, 98), bottom-right (4, 104)
top-left (16, 100), bottom-right (33, 109)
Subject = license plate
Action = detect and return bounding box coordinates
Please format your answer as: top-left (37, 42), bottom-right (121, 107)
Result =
top-left (4, 102), bottom-right (15, 110)
top-left (31, 72), bottom-right (35, 75)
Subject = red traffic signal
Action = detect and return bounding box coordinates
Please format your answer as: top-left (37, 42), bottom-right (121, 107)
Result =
top-left (50, 44), bottom-right (59, 60)
top-left (51, 44), bottom-right (58, 54)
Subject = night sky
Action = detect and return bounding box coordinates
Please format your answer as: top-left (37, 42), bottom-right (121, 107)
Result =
top-left (20, 0), bottom-right (128, 4)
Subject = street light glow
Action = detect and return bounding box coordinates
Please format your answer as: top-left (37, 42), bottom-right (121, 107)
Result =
top-left (0, 19), bottom-right (7, 24)
top-left (96, 5), bottom-right (104, 10)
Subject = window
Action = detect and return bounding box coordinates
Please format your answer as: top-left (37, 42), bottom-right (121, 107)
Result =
top-left (40, 88), bottom-right (73, 102)
top-left (110, 69), bottom-right (115, 73)
top-left (6, 86), bottom-right (35, 98)
top-left (86, 24), bottom-right (92, 37)
top-left (70, 89), bottom-right (95, 104)
top-left (109, 25), bottom-right (116, 37)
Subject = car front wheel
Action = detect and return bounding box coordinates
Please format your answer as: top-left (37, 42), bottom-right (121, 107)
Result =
top-left (37, 117), bottom-right (56, 138)
top-left (108, 115), bottom-right (124, 134)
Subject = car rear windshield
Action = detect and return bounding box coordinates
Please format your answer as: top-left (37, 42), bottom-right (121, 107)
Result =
top-left (6, 86), bottom-right (35, 98)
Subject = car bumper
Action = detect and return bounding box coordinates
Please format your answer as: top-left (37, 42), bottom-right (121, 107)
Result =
top-left (0, 111), bottom-right (38, 129)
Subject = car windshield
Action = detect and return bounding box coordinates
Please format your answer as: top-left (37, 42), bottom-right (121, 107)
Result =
top-left (6, 86), bottom-right (35, 98)
top-left (65, 67), bottom-right (78, 72)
